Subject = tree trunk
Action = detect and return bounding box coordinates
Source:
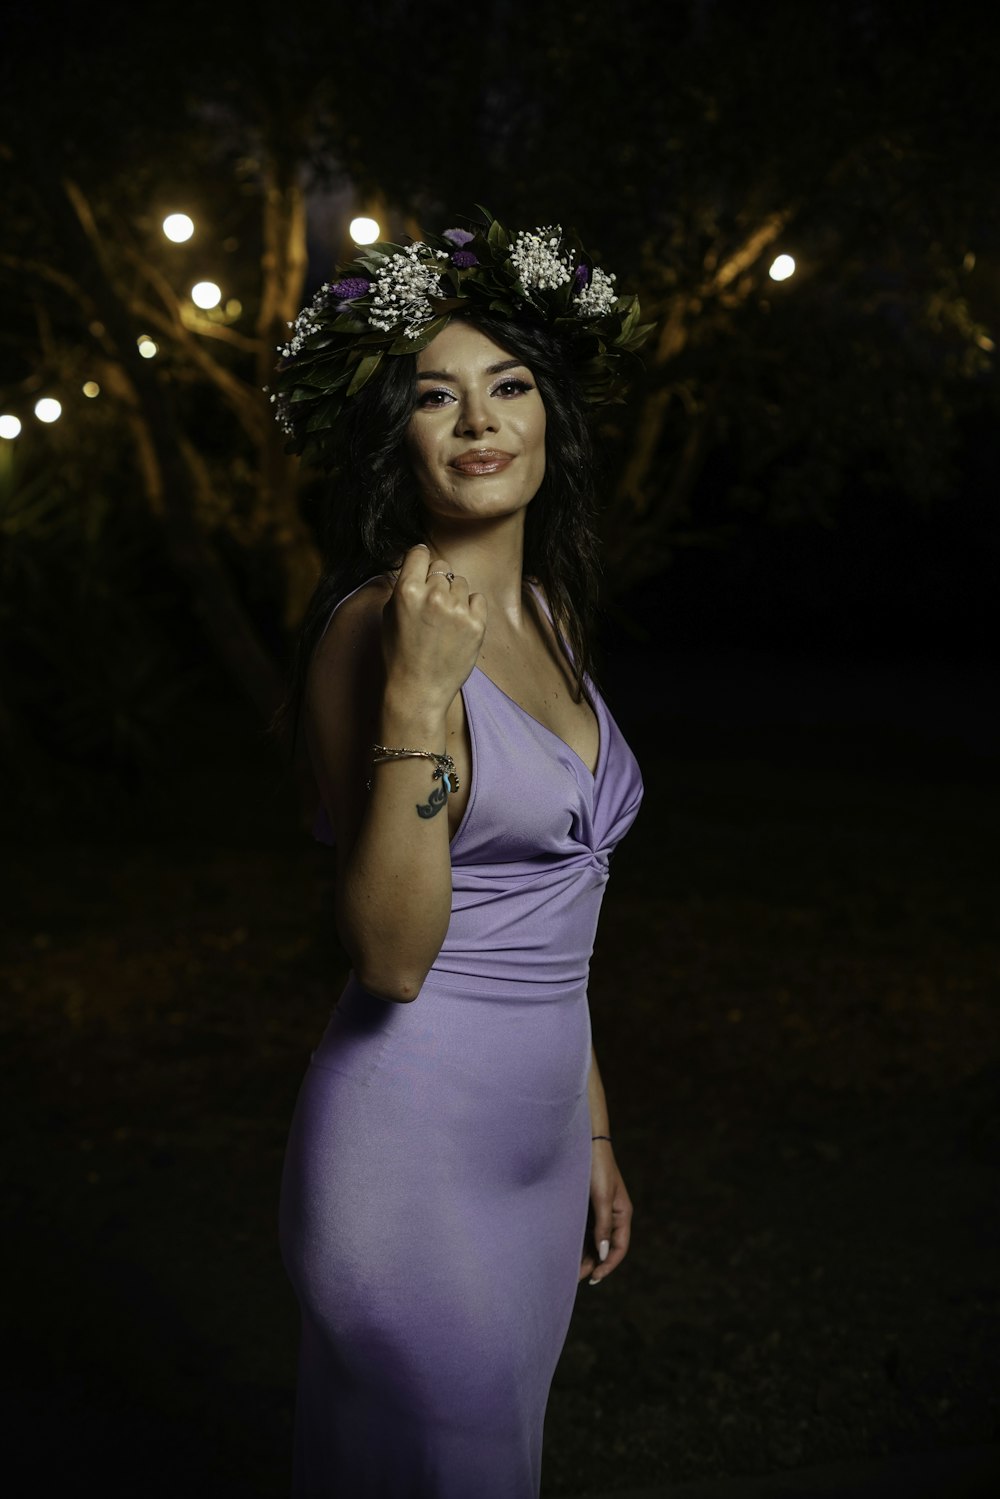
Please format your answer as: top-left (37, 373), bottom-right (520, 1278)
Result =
top-left (43, 172), bottom-right (289, 726)
top-left (257, 156), bottom-right (320, 632)
top-left (612, 294), bottom-right (691, 519)
top-left (607, 214), bottom-right (791, 584)
top-left (605, 398), bottom-right (717, 589)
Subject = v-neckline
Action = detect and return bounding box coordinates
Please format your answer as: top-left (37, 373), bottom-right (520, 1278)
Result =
top-left (472, 666), bottom-right (602, 782)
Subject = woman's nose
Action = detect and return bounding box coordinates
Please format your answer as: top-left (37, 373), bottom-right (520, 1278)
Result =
top-left (454, 394), bottom-right (496, 437)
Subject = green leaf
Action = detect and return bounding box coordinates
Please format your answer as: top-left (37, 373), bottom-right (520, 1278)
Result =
top-left (629, 321), bottom-right (656, 350)
top-left (619, 299), bottom-right (640, 338)
top-left (306, 397), bottom-right (339, 432)
top-left (387, 315), bottom-right (450, 355)
top-left (354, 253), bottom-right (389, 275)
top-left (347, 351), bottom-right (383, 397)
top-left (332, 313), bottom-right (369, 335)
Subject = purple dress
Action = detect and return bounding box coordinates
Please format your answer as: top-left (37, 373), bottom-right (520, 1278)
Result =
top-left (278, 579), bottom-right (643, 1498)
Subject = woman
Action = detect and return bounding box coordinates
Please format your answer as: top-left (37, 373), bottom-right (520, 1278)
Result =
top-left (273, 213), bottom-right (651, 1498)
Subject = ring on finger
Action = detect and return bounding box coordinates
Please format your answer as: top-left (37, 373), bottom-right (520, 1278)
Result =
top-left (428, 570), bottom-right (456, 583)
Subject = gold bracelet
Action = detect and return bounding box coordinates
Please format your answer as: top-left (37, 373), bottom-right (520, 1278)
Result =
top-left (367, 744), bottom-right (459, 794)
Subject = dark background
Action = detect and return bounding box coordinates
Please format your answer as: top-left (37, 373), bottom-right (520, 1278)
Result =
top-left (2, 1), bottom-right (998, 1494)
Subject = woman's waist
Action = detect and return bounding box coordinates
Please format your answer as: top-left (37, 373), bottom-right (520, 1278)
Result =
top-left (309, 970), bottom-right (592, 1101)
top-left (438, 879), bottom-right (607, 992)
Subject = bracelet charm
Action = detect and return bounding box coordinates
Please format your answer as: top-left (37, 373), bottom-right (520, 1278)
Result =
top-left (367, 744), bottom-right (459, 796)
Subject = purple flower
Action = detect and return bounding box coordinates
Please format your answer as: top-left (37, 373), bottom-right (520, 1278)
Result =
top-left (573, 263), bottom-right (590, 290)
top-left (443, 227), bottom-right (474, 247)
top-left (331, 277), bottom-right (370, 301)
top-left (449, 250), bottom-right (479, 269)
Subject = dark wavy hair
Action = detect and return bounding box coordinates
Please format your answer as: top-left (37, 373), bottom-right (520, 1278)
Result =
top-left (270, 310), bottom-right (603, 765)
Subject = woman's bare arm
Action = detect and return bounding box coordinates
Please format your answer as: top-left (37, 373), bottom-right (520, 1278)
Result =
top-left (304, 546), bottom-right (485, 1002)
top-left (582, 1045), bottom-right (633, 1283)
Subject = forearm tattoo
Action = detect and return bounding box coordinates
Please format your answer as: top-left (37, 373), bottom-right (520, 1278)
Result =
top-left (416, 783), bottom-right (449, 819)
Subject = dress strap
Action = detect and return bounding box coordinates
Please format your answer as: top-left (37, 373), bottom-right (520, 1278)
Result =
top-left (526, 578), bottom-right (578, 668)
top-left (317, 573), bottom-right (392, 647)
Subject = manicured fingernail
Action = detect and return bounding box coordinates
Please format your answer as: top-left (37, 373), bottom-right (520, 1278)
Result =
top-left (588, 1275), bottom-right (601, 1286)
top-left (599, 1239), bottom-right (609, 1262)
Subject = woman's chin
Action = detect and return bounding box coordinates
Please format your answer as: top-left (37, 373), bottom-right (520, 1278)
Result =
top-left (423, 489), bottom-right (536, 525)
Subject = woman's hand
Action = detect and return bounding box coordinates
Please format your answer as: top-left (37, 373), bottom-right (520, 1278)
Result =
top-left (381, 544), bottom-right (487, 719)
top-left (579, 1142), bottom-right (632, 1285)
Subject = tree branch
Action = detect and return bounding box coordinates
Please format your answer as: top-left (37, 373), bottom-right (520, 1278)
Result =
top-left (129, 298), bottom-right (265, 443)
top-left (704, 209), bottom-right (794, 295)
top-left (122, 246), bottom-right (261, 353)
top-left (0, 253), bottom-right (97, 320)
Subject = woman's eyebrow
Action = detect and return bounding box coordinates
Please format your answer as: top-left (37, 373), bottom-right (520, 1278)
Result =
top-left (416, 358), bottom-right (527, 381)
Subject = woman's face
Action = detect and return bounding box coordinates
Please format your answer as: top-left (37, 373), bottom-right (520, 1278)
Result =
top-left (405, 320), bottom-right (546, 526)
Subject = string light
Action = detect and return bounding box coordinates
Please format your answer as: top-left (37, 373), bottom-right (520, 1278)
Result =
top-left (769, 254), bottom-right (796, 282)
top-left (349, 216), bottom-right (380, 246)
top-left (82, 381), bottom-right (100, 398)
top-left (191, 281), bottom-right (222, 309)
top-left (137, 336), bottom-right (158, 358)
top-left (163, 213), bottom-right (195, 242)
top-left (0, 414), bottom-right (22, 439)
top-left (34, 398), bottom-right (62, 423)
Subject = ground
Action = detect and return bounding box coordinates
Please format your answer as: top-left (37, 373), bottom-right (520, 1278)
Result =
top-left (3, 645), bottom-right (998, 1497)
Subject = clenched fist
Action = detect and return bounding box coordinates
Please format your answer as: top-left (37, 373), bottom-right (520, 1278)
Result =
top-left (381, 545), bottom-right (487, 720)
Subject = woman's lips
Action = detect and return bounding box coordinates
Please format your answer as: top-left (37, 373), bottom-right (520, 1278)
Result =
top-left (450, 451), bottom-right (514, 476)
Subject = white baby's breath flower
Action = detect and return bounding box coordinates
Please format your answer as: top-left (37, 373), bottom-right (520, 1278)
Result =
top-left (572, 264), bottom-right (618, 319)
top-left (268, 388), bottom-right (296, 436)
top-left (510, 225), bottom-right (573, 295)
top-left (278, 282), bottom-right (337, 360)
top-left (368, 243), bottom-right (443, 338)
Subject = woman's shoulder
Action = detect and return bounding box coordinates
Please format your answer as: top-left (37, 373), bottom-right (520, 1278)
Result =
top-left (306, 574), bottom-right (394, 715)
top-left (315, 572), bottom-right (394, 652)
top-left (525, 575), bottom-right (572, 655)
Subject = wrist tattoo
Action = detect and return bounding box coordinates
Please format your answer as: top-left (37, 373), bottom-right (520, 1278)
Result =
top-left (416, 783), bottom-right (449, 819)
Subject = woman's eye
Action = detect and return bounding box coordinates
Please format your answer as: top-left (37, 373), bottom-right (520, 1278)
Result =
top-left (415, 377), bottom-right (533, 409)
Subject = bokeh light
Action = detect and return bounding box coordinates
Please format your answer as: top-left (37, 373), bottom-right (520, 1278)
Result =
top-left (191, 281), bottom-right (222, 309)
top-left (137, 336), bottom-right (158, 358)
top-left (0, 414), bottom-right (22, 439)
top-left (349, 216), bottom-right (381, 245)
top-left (163, 213), bottom-right (195, 243)
top-left (34, 398), bottom-right (62, 423)
top-left (82, 381), bottom-right (100, 398)
top-left (769, 254), bottom-right (796, 282)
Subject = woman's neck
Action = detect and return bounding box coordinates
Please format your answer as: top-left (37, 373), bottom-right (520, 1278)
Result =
top-left (422, 511), bottom-right (529, 629)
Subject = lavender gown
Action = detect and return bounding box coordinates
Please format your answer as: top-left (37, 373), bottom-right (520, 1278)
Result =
top-left (278, 579), bottom-right (643, 1498)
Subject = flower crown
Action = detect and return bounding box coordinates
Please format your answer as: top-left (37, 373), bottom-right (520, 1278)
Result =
top-left (268, 206), bottom-right (652, 468)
